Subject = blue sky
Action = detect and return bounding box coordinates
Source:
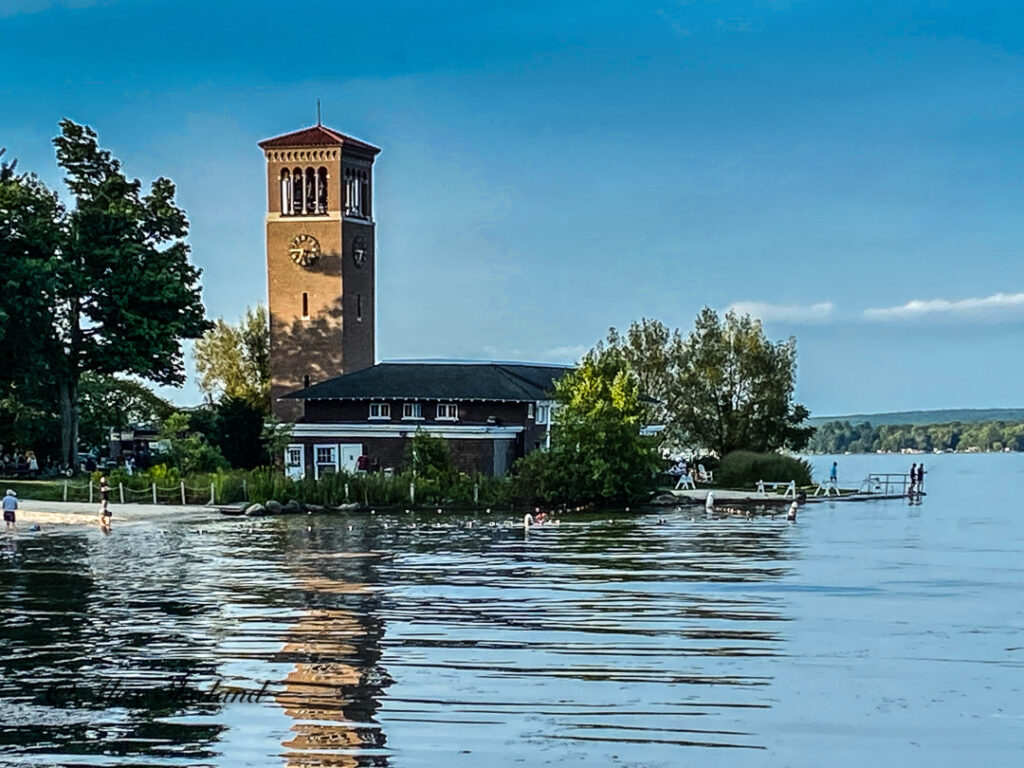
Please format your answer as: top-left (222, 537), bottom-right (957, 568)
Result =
top-left (3, 0), bottom-right (1024, 416)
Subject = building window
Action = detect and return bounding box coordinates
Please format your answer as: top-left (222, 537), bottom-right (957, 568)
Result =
top-left (301, 292), bottom-right (309, 319)
top-left (284, 444), bottom-right (305, 480)
top-left (536, 404), bottom-right (550, 425)
top-left (402, 402), bottom-right (423, 420)
top-left (437, 403), bottom-right (458, 421)
top-left (369, 402), bottom-right (391, 420)
top-left (315, 444), bottom-right (339, 478)
top-left (305, 167), bottom-right (316, 214)
top-left (291, 167), bottom-right (302, 215)
top-left (303, 374), bottom-right (311, 389)
top-left (356, 293), bottom-right (362, 322)
top-left (527, 403), bottom-right (535, 419)
top-left (317, 166), bottom-right (328, 214)
top-left (280, 169), bottom-right (292, 214)
top-left (344, 167), bottom-right (369, 217)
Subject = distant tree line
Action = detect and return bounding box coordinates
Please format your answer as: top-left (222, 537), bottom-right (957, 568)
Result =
top-left (807, 420), bottom-right (1024, 454)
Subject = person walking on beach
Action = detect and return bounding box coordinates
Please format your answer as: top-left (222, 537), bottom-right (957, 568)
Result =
top-left (2, 489), bottom-right (17, 530)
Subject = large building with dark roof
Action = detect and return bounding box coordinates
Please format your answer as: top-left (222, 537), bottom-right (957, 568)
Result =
top-left (261, 121), bottom-right (569, 477)
top-left (283, 362), bottom-right (568, 477)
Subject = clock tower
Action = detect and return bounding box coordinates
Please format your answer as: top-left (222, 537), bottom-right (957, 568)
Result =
top-left (259, 123), bottom-right (380, 420)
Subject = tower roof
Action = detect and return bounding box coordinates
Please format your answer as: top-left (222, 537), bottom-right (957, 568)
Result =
top-left (258, 124), bottom-right (381, 155)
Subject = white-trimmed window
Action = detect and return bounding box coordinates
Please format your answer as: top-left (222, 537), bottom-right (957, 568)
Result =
top-left (437, 403), bottom-right (458, 421)
top-left (284, 444), bottom-right (305, 480)
top-left (403, 402), bottom-right (423, 420)
top-left (369, 402), bottom-right (391, 420)
top-left (314, 444), bottom-right (339, 478)
top-left (527, 403), bottom-right (535, 419)
top-left (536, 404), bottom-right (550, 425)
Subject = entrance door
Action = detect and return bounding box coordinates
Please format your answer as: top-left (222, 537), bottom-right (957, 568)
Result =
top-left (284, 444), bottom-right (305, 480)
top-left (340, 443), bottom-right (363, 473)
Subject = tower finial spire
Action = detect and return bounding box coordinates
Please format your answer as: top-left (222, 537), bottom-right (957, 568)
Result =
top-left (316, 99), bottom-right (322, 126)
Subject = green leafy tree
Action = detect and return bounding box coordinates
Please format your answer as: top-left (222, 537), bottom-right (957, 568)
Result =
top-left (0, 155), bottom-right (64, 410)
top-left (2, 121), bottom-right (210, 467)
top-left (406, 430), bottom-right (454, 479)
top-left (156, 412), bottom-right (227, 475)
top-left (189, 396), bottom-right (269, 470)
top-left (194, 305), bottom-right (270, 414)
top-left (672, 308), bottom-right (813, 456)
top-left (76, 373), bottom-right (175, 453)
top-left (592, 318), bottom-right (682, 428)
top-left (515, 356), bottom-right (661, 504)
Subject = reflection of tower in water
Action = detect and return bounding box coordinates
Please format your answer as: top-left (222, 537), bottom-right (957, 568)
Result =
top-left (276, 554), bottom-right (391, 767)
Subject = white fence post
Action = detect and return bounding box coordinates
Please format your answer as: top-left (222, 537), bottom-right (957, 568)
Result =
top-left (209, 482), bottom-right (215, 505)
top-left (474, 483), bottom-right (479, 505)
top-left (180, 481), bottom-right (186, 505)
top-left (89, 481), bottom-right (93, 504)
top-left (63, 481), bottom-right (68, 502)
top-left (119, 482), bottom-right (124, 504)
top-left (152, 483), bottom-right (157, 504)
top-left (410, 482), bottom-right (416, 506)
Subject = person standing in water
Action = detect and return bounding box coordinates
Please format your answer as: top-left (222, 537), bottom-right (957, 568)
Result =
top-left (98, 475), bottom-right (112, 528)
top-left (2, 490), bottom-right (17, 530)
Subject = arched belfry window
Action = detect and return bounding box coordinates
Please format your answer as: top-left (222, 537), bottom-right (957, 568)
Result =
top-left (280, 169), bottom-right (292, 215)
top-left (317, 167), bottom-right (328, 214)
top-left (344, 167), bottom-right (369, 217)
top-left (304, 168), bottom-right (315, 215)
top-left (291, 167), bottom-right (302, 215)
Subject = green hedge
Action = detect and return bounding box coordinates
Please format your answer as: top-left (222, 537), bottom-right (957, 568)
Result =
top-left (716, 451), bottom-right (812, 489)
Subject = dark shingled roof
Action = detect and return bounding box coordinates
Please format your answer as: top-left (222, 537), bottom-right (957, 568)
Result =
top-left (283, 362), bottom-right (571, 402)
top-left (258, 124), bottom-right (381, 155)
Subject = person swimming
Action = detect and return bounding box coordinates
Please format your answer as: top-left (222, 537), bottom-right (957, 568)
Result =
top-left (787, 500), bottom-right (798, 521)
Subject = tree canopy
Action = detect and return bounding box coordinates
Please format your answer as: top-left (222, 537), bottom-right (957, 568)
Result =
top-left (514, 355), bottom-right (661, 503)
top-left (0, 120), bottom-right (210, 466)
top-left (590, 310), bottom-right (813, 457)
top-left (193, 305), bottom-right (270, 414)
top-left (672, 308), bottom-right (813, 456)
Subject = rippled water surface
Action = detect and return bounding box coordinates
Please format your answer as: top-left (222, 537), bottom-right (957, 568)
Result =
top-left (1, 454), bottom-right (1022, 767)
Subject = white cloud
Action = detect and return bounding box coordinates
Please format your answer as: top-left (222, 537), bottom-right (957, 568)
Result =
top-left (863, 292), bottom-right (1024, 323)
top-left (0, 0), bottom-right (99, 17)
top-left (726, 301), bottom-right (835, 324)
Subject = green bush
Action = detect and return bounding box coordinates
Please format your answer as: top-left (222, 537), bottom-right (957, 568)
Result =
top-left (716, 451), bottom-right (812, 489)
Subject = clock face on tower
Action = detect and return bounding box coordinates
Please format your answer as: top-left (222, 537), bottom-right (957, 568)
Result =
top-left (288, 233), bottom-right (320, 267)
top-left (352, 235), bottom-right (367, 268)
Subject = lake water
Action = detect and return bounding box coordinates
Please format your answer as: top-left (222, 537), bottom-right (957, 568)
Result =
top-left (0, 453), bottom-right (1022, 767)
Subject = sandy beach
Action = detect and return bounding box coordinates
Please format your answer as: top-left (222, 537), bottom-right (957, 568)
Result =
top-left (3, 499), bottom-right (218, 531)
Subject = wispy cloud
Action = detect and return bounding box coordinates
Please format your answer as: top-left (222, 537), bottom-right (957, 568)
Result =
top-left (0, 0), bottom-right (99, 17)
top-left (726, 301), bottom-right (835, 324)
top-left (864, 292), bottom-right (1024, 323)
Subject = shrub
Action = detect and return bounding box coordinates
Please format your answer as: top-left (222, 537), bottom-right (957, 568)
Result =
top-left (716, 451), bottom-right (812, 488)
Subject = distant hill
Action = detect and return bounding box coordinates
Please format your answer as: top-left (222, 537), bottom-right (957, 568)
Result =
top-left (808, 408), bottom-right (1024, 427)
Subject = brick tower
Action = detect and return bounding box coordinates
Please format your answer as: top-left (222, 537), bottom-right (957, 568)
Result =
top-left (259, 123), bottom-right (380, 420)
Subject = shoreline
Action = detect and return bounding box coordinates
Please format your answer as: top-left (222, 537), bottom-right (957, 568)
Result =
top-left (3, 499), bottom-right (216, 532)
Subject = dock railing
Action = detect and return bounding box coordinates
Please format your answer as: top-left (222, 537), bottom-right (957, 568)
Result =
top-left (756, 480), bottom-right (797, 498)
top-left (859, 473), bottom-right (912, 496)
